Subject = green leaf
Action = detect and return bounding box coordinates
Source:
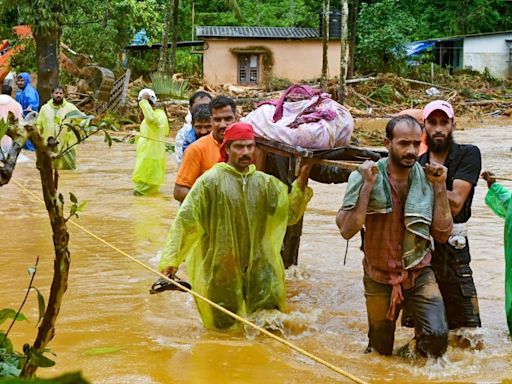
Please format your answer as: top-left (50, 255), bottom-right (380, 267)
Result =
top-left (31, 287), bottom-right (46, 324)
top-left (0, 332), bottom-right (14, 353)
top-left (75, 201), bottom-right (88, 212)
top-left (27, 267), bottom-right (36, 276)
top-left (0, 309), bottom-right (27, 326)
top-left (79, 116), bottom-right (94, 128)
top-left (69, 192), bottom-right (78, 204)
top-left (82, 346), bottom-right (121, 356)
top-left (64, 110), bottom-right (87, 120)
top-left (28, 349), bottom-right (55, 368)
top-left (0, 359), bottom-right (21, 377)
top-left (58, 193), bottom-right (64, 205)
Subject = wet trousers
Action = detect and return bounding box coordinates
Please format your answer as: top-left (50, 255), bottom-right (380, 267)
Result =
top-left (364, 267), bottom-right (448, 357)
top-left (431, 240), bottom-right (481, 329)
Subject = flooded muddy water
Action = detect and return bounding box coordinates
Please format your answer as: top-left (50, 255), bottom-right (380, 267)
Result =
top-left (2, 119), bottom-right (512, 383)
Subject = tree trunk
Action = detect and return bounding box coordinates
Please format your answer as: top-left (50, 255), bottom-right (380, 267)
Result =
top-left (18, 128), bottom-right (71, 378)
top-left (33, 29), bottom-right (60, 105)
top-left (338, 0), bottom-right (349, 103)
top-left (170, 0), bottom-right (180, 75)
top-left (347, 0), bottom-right (359, 79)
top-left (158, 0), bottom-right (172, 73)
top-left (321, 0), bottom-right (330, 90)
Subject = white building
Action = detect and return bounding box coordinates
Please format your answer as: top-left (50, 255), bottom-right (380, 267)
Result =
top-left (408, 31), bottom-right (512, 79)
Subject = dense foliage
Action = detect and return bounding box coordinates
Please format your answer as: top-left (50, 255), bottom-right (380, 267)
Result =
top-left (0, 0), bottom-right (511, 79)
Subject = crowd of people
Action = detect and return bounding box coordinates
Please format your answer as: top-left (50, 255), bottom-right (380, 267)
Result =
top-left (3, 76), bottom-right (511, 361)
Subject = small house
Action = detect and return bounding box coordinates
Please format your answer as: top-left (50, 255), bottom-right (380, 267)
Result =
top-left (195, 16), bottom-right (343, 88)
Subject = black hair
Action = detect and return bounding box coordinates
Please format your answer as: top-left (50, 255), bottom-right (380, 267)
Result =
top-left (385, 115), bottom-right (422, 140)
top-left (189, 91), bottom-right (212, 107)
top-left (191, 104), bottom-right (211, 123)
top-left (52, 85), bottom-right (64, 93)
top-left (209, 95), bottom-right (236, 115)
top-left (2, 84), bottom-right (12, 95)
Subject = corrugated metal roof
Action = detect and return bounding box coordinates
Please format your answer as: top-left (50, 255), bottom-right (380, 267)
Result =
top-left (196, 26), bottom-right (320, 39)
top-left (412, 30), bottom-right (512, 45)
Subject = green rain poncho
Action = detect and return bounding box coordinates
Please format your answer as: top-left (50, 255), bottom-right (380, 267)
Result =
top-left (160, 162), bottom-right (313, 329)
top-left (132, 100), bottom-right (169, 195)
top-left (37, 99), bottom-right (79, 170)
top-left (485, 183), bottom-right (512, 335)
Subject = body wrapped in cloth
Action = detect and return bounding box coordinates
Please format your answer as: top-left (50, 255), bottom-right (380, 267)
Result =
top-left (160, 162), bottom-right (313, 329)
top-left (242, 85), bottom-right (354, 149)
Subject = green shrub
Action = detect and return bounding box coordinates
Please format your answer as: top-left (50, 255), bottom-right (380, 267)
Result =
top-left (150, 72), bottom-right (190, 99)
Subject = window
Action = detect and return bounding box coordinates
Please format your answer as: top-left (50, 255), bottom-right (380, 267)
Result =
top-left (238, 54), bottom-right (259, 85)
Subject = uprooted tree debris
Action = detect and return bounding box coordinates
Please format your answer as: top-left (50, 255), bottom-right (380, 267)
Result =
top-left (65, 69), bottom-right (512, 148)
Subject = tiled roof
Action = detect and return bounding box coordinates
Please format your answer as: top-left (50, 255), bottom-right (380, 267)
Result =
top-left (196, 26), bottom-right (320, 39)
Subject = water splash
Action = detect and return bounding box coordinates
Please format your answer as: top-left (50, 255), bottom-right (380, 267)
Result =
top-left (244, 308), bottom-right (321, 340)
top-left (285, 265), bottom-right (311, 280)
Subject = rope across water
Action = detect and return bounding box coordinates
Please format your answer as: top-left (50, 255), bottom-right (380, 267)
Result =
top-left (12, 177), bottom-right (368, 384)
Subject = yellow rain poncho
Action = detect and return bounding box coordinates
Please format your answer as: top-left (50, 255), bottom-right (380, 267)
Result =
top-left (485, 183), bottom-right (512, 335)
top-left (160, 162), bottom-right (313, 329)
top-left (132, 100), bottom-right (169, 195)
top-left (37, 99), bottom-right (79, 170)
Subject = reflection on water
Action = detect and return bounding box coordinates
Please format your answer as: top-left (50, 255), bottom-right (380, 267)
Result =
top-left (1, 120), bottom-right (512, 383)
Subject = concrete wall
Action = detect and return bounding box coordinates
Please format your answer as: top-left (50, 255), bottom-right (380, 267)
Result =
top-left (201, 38), bottom-right (342, 86)
top-left (463, 33), bottom-right (512, 79)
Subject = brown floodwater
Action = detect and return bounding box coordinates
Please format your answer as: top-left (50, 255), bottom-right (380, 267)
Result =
top-left (2, 119), bottom-right (512, 384)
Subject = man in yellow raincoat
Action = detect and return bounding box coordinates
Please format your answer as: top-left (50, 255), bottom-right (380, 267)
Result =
top-left (482, 170), bottom-right (512, 336)
top-left (132, 88), bottom-right (170, 195)
top-left (160, 122), bottom-right (313, 329)
top-left (37, 85), bottom-right (80, 170)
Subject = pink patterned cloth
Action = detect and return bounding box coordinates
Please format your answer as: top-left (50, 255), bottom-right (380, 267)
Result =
top-left (244, 85), bottom-right (354, 149)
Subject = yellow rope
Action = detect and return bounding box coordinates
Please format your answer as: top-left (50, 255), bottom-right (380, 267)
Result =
top-left (11, 178), bottom-right (368, 384)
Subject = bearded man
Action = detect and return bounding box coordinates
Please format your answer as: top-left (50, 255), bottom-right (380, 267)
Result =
top-left (418, 100), bottom-right (483, 343)
top-left (37, 85), bottom-right (81, 170)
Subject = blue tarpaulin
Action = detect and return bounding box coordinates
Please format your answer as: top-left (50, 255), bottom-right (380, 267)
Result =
top-left (405, 41), bottom-right (435, 56)
top-left (131, 29), bottom-right (150, 47)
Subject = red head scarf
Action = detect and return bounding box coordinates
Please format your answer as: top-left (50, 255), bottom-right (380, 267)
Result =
top-left (219, 122), bottom-right (255, 162)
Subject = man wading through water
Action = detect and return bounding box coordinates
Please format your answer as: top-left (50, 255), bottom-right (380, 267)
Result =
top-left (160, 123), bottom-right (313, 329)
top-left (415, 100), bottom-right (483, 348)
top-left (337, 115), bottom-right (453, 357)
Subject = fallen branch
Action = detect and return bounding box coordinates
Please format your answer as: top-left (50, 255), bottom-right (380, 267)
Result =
top-left (346, 76), bottom-right (377, 84)
top-left (351, 89), bottom-right (389, 107)
top-left (464, 100), bottom-right (512, 106)
top-left (400, 77), bottom-right (454, 92)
